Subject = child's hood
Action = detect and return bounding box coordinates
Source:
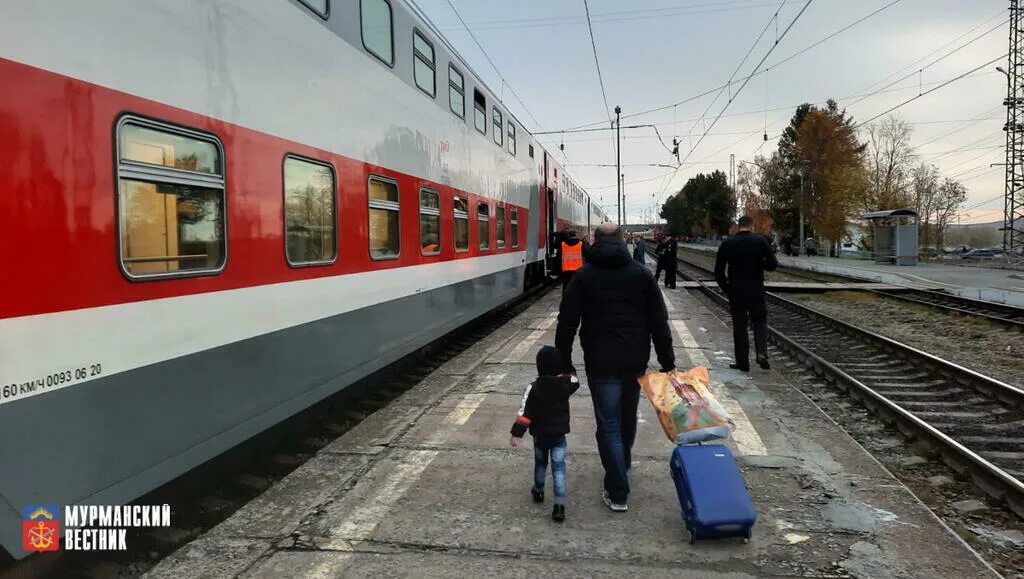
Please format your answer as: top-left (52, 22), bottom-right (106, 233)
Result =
top-left (535, 345), bottom-right (567, 376)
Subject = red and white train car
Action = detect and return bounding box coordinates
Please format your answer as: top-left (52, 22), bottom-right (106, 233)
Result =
top-left (0, 0), bottom-right (604, 558)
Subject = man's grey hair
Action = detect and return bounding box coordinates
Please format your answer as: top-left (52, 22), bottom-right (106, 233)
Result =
top-left (594, 222), bottom-right (623, 241)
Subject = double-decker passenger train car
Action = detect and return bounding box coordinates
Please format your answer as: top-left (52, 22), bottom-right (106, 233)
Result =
top-left (0, 0), bottom-right (607, 558)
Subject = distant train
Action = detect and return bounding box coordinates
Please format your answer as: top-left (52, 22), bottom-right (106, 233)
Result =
top-left (0, 0), bottom-right (606, 558)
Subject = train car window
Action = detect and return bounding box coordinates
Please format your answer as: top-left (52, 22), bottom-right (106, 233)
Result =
top-left (496, 205), bottom-right (506, 248)
top-left (492, 108), bottom-right (503, 146)
top-left (454, 195), bottom-right (469, 252)
top-left (448, 65), bottom-right (465, 118)
top-left (508, 122), bottom-right (516, 156)
top-left (419, 188), bottom-right (441, 255)
top-left (528, 144), bottom-right (534, 158)
top-left (284, 156), bottom-right (337, 266)
top-left (510, 208), bottom-right (519, 248)
top-left (368, 176), bottom-right (400, 259)
top-left (473, 90), bottom-right (486, 134)
top-left (512, 208), bottom-right (520, 245)
top-left (117, 119), bottom-right (225, 279)
top-left (360, 0), bottom-right (393, 67)
top-left (413, 30), bottom-right (435, 97)
top-left (297, 0), bottom-right (329, 18)
top-left (477, 202), bottom-right (490, 250)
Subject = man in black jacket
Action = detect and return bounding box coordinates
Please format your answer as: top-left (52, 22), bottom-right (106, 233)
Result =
top-left (714, 216), bottom-right (778, 372)
top-left (555, 223), bottom-right (675, 512)
top-left (653, 234), bottom-right (667, 283)
top-left (663, 234), bottom-right (678, 289)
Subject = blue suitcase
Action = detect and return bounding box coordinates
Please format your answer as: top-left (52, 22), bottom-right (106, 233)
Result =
top-left (670, 444), bottom-right (756, 544)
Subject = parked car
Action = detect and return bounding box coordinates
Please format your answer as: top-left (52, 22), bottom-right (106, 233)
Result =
top-left (961, 249), bottom-right (999, 259)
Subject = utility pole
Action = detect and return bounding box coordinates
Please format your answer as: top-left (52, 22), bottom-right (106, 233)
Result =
top-left (615, 105), bottom-right (622, 224)
top-left (799, 171), bottom-right (806, 256)
top-left (730, 154), bottom-right (736, 190)
top-left (1001, 1), bottom-right (1024, 258)
top-left (614, 173), bottom-right (622, 224)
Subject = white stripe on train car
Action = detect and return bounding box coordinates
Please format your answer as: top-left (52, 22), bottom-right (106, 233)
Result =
top-left (0, 0), bottom-right (535, 209)
top-left (0, 252), bottom-right (526, 407)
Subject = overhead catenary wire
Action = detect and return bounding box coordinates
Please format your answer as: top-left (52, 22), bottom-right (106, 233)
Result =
top-left (657, 0), bottom-right (814, 202)
top-left (679, 0), bottom-right (788, 149)
top-left (542, 72), bottom-right (1001, 138)
top-left (853, 53), bottom-right (1009, 130)
top-left (556, 0), bottom-right (902, 133)
top-left (582, 0), bottom-right (612, 120)
top-left (860, 9), bottom-right (1006, 94)
top-left (435, 0), bottom-right (779, 32)
top-left (439, 0), bottom-right (585, 166)
top-left (846, 17), bottom-right (1007, 109)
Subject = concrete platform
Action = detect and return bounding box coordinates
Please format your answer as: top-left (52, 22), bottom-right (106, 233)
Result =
top-left (145, 286), bottom-right (997, 578)
top-left (684, 243), bottom-right (1024, 306)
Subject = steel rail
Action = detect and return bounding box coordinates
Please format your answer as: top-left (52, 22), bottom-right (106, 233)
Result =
top-left (660, 249), bottom-right (1024, 518)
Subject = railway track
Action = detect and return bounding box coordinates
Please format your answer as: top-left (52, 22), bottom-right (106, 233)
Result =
top-left (676, 246), bottom-right (1024, 330)
top-left (867, 287), bottom-right (1024, 330)
top-left (665, 251), bottom-right (1024, 519)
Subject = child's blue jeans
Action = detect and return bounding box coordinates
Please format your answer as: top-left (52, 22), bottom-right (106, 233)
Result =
top-left (533, 435), bottom-right (567, 505)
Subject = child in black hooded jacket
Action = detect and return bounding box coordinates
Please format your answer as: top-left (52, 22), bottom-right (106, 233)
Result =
top-left (510, 345), bottom-right (580, 522)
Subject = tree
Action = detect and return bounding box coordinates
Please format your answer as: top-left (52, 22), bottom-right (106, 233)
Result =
top-left (770, 99), bottom-right (867, 247)
top-left (794, 108), bottom-right (868, 249)
top-left (659, 170), bottom-right (737, 237)
top-left (865, 116), bottom-right (915, 212)
top-left (911, 163), bottom-right (941, 248)
top-left (736, 162), bottom-right (773, 233)
top-left (934, 178), bottom-right (967, 249)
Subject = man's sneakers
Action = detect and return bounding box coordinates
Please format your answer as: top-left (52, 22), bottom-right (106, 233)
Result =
top-left (729, 362), bottom-right (750, 372)
top-left (602, 491), bottom-right (628, 513)
top-left (531, 488), bottom-right (544, 503)
top-left (552, 504), bottom-right (565, 522)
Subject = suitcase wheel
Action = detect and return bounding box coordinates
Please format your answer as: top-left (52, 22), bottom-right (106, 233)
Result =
top-left (744, 529), bottom-right (752, 544)
top-left (687, 528), bottom-right (696, 545)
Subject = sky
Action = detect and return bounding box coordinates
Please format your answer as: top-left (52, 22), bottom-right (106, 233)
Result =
top-left (414, 0), bottom-right (1010, 225)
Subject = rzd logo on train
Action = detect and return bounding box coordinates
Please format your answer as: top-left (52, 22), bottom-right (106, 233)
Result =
top-left (22, 505), bottom-right (60, 552)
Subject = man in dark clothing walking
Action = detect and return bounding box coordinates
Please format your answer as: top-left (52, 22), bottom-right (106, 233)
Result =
top-left (555, 223), bottom-right (675, 512)
top-left (632, 237), bottom-right (646, 264)
top-left (653, 235), bottom-right (667, 282)
top-left (662, 234), bottom-right (678, 289)
top-left (714, 216), bottom-right (778, 372)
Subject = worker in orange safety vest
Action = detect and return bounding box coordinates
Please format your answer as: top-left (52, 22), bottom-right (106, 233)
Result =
top-left (561, 229), bottom-right (585, 291)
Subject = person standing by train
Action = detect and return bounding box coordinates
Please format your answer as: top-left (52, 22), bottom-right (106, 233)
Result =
top-left (662, 234), bottom-right (678, 289)
top-left (560, 229), bottom-right (585, 291)
top-left (555, 223), bottom-right (675, 513)
top-left (632, 236), bottom-right (646, 264)
top-left (714, 215), bottom-right (778, 372)
top-left (653, 234), bottom-right (668, 282)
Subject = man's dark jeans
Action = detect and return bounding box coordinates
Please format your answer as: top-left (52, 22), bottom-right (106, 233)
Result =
top-left (589, 374), bottom-right (641, 504)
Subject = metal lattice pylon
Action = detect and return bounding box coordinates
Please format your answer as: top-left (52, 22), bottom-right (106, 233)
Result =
top-left (1004, 0), bottom-right (1024, 258)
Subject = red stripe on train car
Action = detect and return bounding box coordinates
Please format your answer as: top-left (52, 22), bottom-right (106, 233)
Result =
top-left (0, 58), bottom-right (531, 319)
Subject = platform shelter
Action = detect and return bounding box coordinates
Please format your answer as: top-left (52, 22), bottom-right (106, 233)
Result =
top-left (862, 209), bottom-right (919, 266)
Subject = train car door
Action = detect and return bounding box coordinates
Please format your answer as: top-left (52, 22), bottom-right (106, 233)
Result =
top-left (543, 152), bottom-right (559, 273)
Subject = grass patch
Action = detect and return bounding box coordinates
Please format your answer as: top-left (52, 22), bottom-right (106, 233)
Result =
top-left (819, 291), bottom-right (880, 303)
